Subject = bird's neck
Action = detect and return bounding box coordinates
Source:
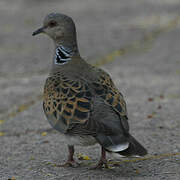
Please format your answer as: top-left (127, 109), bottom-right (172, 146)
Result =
top-left (53, 41), bottom-right (79, 66)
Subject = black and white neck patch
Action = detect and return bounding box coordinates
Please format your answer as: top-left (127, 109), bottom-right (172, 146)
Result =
top-left (54, 45), bottom-right (73, 65)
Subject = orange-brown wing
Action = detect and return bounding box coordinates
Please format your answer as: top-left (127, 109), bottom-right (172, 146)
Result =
top-left (43, 72), bottom-right (93, 133)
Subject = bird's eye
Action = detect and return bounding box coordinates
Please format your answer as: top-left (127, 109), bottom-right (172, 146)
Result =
top-left (48, 21), bottom-right (57, 28)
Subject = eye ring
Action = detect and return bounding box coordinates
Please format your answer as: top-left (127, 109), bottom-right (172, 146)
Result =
top-left (48, 20), bottom-right (57, 28)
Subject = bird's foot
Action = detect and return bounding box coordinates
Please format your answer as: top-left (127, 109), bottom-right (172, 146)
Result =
top-left (56, 160), bottom-right (80, 168)
top-left (90, 158), bottom-right (109, 169)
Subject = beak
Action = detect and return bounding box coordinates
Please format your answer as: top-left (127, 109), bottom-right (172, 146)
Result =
top-left (32, 27), bottom-right (45, 36)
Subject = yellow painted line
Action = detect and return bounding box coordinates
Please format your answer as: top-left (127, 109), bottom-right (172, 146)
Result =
top-left (94, 16), bottom-right (180, 67)
top-left (45, 152), bottom-right (180, 168)
top-left (108, 152), bottom-right (180, 165)
top-left (0, 95), bottom-right (42, 121)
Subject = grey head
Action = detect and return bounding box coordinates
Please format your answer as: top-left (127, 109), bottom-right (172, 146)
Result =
top-left (32, 13), bottom-right (79, 55)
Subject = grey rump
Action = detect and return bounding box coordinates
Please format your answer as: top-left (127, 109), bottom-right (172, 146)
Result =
top-left (32, 12), bottom-right (147, 168)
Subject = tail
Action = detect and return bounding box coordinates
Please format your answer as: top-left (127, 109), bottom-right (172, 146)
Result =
top-left (95, 133), bottom-right (147, 157)
top-left (117, 134), bottom-right (147, 157)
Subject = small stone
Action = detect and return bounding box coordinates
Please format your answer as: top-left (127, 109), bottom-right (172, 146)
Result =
top-left (77, 153), bottom-right (91, 160)
top-left (159, 95), bottom-right (164, 99)
top-left (147, 115), bottom-right (153, 119)
top-left (41, 132), bottom-right (47, 136)
top-left (148, 97), bottom-right (154, 102)
top-left (0, 132), bottom-right (5, 136)
top-left (0, 120), bottom-right (4, 125)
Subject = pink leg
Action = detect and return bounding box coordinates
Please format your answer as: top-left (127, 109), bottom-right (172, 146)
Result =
top-left (91, 146), bottom-right (109, 169)
top-left (57, 145), bottom-right (79, 167)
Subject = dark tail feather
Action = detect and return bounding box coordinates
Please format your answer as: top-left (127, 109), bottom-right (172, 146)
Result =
top-left (118, 134), bottom-right (147, 157)
top-left (95, 133), bottom-right (147, 157)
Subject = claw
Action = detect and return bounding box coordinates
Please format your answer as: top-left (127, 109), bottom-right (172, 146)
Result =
top-left (57, 145), bottom-right (80, 167)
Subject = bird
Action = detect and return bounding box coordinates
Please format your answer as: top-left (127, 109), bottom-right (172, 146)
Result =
top-left (32, 13), bottom-right (147, 169)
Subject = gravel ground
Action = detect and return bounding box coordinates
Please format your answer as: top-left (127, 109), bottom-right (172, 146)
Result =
top-left (0, 0), bottom-right (180, 179)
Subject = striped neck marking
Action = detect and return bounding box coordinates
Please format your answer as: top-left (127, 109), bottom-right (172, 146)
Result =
top-left (54, 45), bottom-right (73, 65)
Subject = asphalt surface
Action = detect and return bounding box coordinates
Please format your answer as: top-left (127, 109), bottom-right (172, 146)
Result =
top-left (0, 0), bottom-right (180, 179)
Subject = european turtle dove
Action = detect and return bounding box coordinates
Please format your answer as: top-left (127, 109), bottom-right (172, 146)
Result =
top-left (32, 13), bottom-right (147, 168)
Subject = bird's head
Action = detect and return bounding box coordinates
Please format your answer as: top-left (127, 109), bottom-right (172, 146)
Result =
top-left (32, 13), bottom-right (77, 43)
